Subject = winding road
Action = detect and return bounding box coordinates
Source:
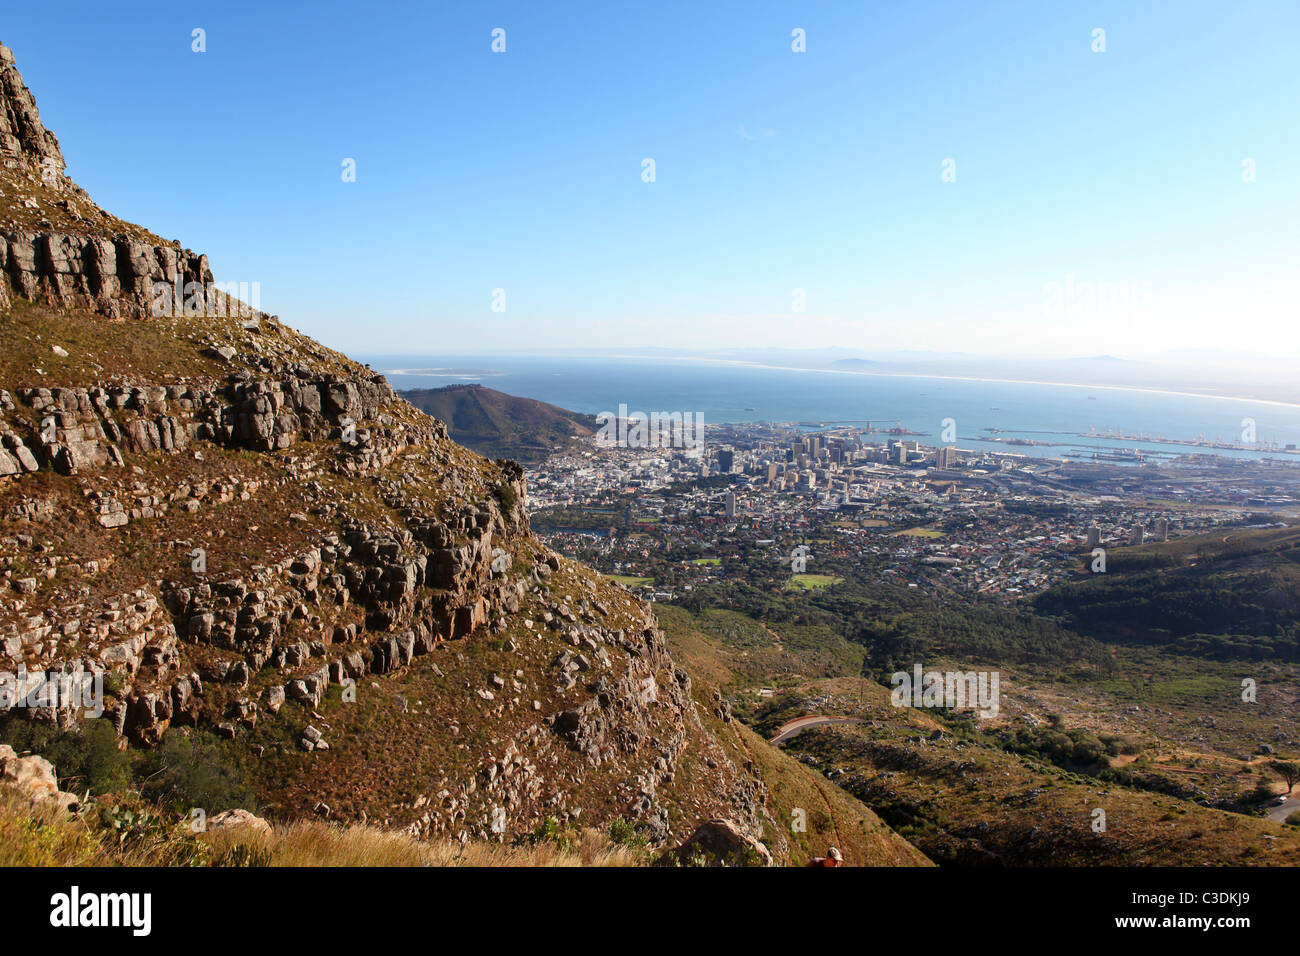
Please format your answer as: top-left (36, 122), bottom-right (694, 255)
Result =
top-left (770, 715), bottom-right (862, 745)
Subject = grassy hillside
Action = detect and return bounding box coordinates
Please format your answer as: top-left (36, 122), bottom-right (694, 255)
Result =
top-left (788, 704), bottom-right (1300, 866)
top-left (659, 604), bottom-right (931, 866)
top-left (401, 384), bottom-right (596, 464)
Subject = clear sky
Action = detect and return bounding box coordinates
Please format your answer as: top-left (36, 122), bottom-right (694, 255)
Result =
top-left (5, 1), bottom-right (1297, 358)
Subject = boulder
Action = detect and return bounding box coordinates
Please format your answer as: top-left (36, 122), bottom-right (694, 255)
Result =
top-left (207, 808), bottom-right (271, 835)
top-left (658, 819), bottom-right (772, 867)
top-left (0, 744), bottom-right (79, 813)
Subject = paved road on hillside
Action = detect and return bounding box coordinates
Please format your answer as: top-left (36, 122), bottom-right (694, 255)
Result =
top-left (1266, 793), bottom-right (1300, 823)
top-left (770, 715), bottom-right (862, 745)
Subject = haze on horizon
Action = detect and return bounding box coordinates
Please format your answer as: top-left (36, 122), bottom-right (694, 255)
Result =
top-left (6, 0), bottom-right (1297, 360)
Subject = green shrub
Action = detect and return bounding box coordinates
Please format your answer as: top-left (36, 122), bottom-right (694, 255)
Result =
top-left (494, 481), bottom-right (520, 520)
top-left (607, 817), bottom-right (643, 847)
top-left (517, 816), bottom-right (578, 851)
top-left (137, 731), bottom-right (255, 815)
top-left (0, 718), bottom-right (131, 796)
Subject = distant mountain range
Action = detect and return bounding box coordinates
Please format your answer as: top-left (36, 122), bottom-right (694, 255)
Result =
top-left (401, 384), bottom-right (597, 464)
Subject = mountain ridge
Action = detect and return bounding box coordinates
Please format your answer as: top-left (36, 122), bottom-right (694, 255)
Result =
top-left (0, 41), bottom-right (922, 863)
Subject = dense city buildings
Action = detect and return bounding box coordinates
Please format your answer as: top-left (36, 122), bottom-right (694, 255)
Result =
top-left (526, 421), bottom-right (1299, 601)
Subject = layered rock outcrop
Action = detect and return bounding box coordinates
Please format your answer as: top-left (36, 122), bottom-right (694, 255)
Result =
top-left (1, 231), bottom-right (221, 319)
top-left (0, 370), bottom-right (408, 478)
top-left (0, 43), bottom-right (246, 320)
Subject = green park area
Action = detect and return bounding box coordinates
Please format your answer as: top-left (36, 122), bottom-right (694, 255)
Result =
top-left (785, 573), bottom-right (843, 591)
top-left (607, 574), bottom-right (653, 587)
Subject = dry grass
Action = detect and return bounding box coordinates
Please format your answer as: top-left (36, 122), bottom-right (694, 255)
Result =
top-left (200, 820), bottom-right (645, 867)
top-left (0, 790), bottom-right (646, 867)
top-left (0, 790), bottom-right (108, 866)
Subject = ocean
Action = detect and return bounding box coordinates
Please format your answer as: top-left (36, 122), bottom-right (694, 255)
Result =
top-left (360, 353), bottom-right (1300, 464)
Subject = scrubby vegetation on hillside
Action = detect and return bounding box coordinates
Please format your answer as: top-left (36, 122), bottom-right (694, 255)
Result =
top-left (1035, 526), bottom-right (1300, 661)
top-left (654, 526), bottom-right (1300, 867)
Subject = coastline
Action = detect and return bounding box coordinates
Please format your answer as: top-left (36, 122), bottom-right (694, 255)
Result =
top-left (381, 354), bottom-right (1300, 412)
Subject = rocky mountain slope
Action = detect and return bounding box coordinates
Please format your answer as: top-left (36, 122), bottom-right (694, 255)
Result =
top-left (0, 42), bottom-right (920, 862)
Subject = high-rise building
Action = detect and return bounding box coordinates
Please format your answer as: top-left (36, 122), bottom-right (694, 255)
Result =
top-left (1129, 525), bottom-right (1145, 546)
top-left (725, 490), bottom-right (736, 517)
top-left (717, 448), bottom-right (735, 473)
top-left (1153, 518), bottom-right (1169, 541)
top-left (936, 446), bottom-right (958, 469)
top-left (1085, 525), bottom-right (1101, 549)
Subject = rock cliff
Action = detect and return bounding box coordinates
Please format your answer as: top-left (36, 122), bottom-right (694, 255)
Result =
top-left (0, 43), bottom-right (224, 321)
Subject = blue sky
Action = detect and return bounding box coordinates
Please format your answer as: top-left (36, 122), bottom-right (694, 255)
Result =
top-left (5, 1), bottom-right (1297, 357)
